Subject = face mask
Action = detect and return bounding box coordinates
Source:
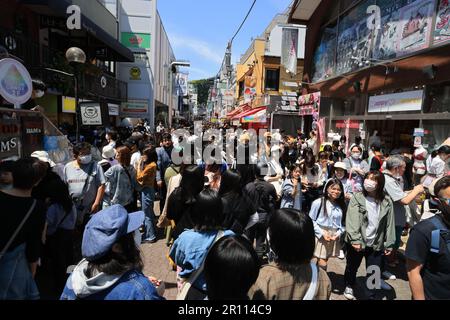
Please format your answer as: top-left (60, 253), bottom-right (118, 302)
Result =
top-left (352, 153), bottom-right (361, 160)
top-left (35, 90), bottom-right (44, 98)
top-left (364, 179), bottom-right (377, 193)
top-left (301, 143), bottom-right (307, 150)
top-left (79, 155), bottom-right (92, 165)
top-left (336, 172), bottom-right (345, 180)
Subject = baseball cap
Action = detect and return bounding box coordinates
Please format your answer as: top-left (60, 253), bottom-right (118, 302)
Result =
top-left (31, 150), bottom-right (56, 167)
top-left (82, 205), bottom-right (145, 261)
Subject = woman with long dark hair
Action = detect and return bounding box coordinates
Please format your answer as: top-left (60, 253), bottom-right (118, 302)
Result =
top-left (309, 178), bottom-right (347, 271)
top-left (218, 170), bottom-right (254, 234)
top-left (137, 146), bottom-right (158, 243)
top-left (343, 171), bottom-right (395, 300)
top-left (42, 178), bottom-right (77, 297)
top-left (280, 164), bottom-right (304, 211)
top-left (301, 147), bottom-right (325, 214)
top-left (167, 165), bottom-right (205, 241)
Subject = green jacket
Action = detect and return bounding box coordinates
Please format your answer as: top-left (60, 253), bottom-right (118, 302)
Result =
top-left (345, 192), bottom-right (396, 251)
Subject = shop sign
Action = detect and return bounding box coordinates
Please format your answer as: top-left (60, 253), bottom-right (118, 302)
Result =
top-left (80, 103), bottom-right (102, 125)
top-left (0, 119), bottom-right (20, 159)
top-left (414, 136), bottom-right (422, 147)
top-left (414, 128), bottom-right (425, 137)
top-left (121, 32), bottom-right (151, 49)
top-left (108, 104), bottom-right (119, 116)
top-left (120, 100), bottom-right (149, 118)
top-left (368, 90), bottom-right (423, 113)
top-left (0, 58), bottom-right (33, 106)
top-left (244, 76), bottom-right (257, 103)
top-left (298, 92), bottom-right (320, 115)
top-left (21, 116), bottom-right (43, 157)
top-left (336, 120), bottom-right (360, 129)
top-left (129, 67), bottom-right (141, 80)
top-left (62, 96), bottom-right (76, 113)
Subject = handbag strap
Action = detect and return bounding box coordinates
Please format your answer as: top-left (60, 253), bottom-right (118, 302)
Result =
top-left (0, 199), bottom-right (37, 261)
top-left (176, 230), bottom-right (225, 300)
top-left (303, 262), bottom-right (319, 300)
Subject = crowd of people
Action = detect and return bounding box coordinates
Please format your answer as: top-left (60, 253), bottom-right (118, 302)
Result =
top-left (0, 123), bottom-right (449, 301)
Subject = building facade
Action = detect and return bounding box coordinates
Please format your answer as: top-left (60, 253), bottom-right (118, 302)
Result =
top-left (289, 0), bottom-right (450, 152)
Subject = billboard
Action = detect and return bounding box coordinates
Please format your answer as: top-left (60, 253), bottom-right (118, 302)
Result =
top-left (368, 90), bottom-right (424, 113)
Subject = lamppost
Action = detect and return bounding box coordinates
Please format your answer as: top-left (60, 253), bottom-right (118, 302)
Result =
top-left (66, 47), bottom-right (86, 142)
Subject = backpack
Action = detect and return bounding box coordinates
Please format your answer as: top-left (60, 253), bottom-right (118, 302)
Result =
top-left (429, 215), bottom-right (450, 255)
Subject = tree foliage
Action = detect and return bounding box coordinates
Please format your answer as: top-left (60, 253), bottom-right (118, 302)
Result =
top-left (190, 78), bottom-right (214, 106)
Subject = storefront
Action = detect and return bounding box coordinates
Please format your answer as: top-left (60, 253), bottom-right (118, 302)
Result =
top-left (291, 0), bottom-right (450, 154)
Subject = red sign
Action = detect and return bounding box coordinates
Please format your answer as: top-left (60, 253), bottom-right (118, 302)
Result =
top-left (336, 120), bottom-right (360, 129)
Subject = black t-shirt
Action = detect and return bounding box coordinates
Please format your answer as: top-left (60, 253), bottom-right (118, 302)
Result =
top-left (405, 215), bottom-right (450, 300)
top-left (244, 179), bottom-right (277, 217)
top-left (0, 191), bottom-right (46, 263)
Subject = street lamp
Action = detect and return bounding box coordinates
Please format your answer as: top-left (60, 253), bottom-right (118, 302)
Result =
top-left (66, 47), bottom-right (86, 143)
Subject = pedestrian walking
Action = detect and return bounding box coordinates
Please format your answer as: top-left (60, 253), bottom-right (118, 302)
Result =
top-left (98, 145), bottom-right (118, 174)
top-left (169, 189), bottom-right (234, 300)
top-left (405, 175), bottom-right (450, 300)
top-left (60, 205), bottom-right (165, 300)
top-left (343, 171), bottom-right (396, 300)
top-left (103, 146), bottom-right (137, 212)
top-left (309, 178), bottom-right (346, 271)
top-left (156, 133), bottom-right (174, 212)
top-left (137, 146), bottom-right (158, 243)
top-left (204, 235), bottom-right (260, 300)
top-left (248, 208), bottom-right (331, 300)
top-left (0, 158), bottom-right (47, 300)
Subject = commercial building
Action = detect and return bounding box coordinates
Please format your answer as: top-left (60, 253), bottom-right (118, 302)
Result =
top-left (289, 0), bottom-right (450, 152)
top-left (231, 12), bottom-right (307, 134)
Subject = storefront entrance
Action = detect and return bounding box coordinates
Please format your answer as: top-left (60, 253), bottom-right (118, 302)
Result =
top-left (366, 120), bottom-right (419, 153)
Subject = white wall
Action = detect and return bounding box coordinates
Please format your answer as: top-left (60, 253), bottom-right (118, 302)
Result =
top-left (117, 0), bottom-right (156, 126)
top-left (266, 24), bottom-right (306, 59)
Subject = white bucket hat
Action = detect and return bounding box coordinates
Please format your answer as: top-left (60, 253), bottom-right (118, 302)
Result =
top-left (102, 145), bottom-right (116, 159)
top-left (31, 150), bottom-right (56, 167)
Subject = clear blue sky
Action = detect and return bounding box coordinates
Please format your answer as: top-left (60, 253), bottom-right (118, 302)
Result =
top-left (158, 0), bottom-right (293, 81)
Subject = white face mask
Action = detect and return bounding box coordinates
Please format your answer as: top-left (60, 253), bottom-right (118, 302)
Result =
top-left (34, 90), bottom-right (44, 98)
top-left (352, 153), bottom-right (361, 160)
top-left (79, 155), bottom-right (92, 164)
top-left (364, 179), bottom-right (377, 193)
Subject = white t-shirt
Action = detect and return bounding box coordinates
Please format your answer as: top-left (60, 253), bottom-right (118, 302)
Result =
top-left (365, 196), bottom-right (381, 247)
top-left (429, 156), bottom-right (446, 178)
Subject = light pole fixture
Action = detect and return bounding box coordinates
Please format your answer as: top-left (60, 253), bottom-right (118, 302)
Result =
top-left (65, 47), bottom-right (86, 143)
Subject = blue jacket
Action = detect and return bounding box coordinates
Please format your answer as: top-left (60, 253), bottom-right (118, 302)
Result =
top-left (156, 147), bottom-right (173, 183)
top-left (60, 269), bottom-right (165, 300)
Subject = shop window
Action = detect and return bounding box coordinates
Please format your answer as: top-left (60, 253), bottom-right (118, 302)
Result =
top-left (312, 21), bottom-right (337, 82)
top-left (422, 120), bottom-right (449, 152)
top-left (265, 69), bottom-right (279, 91)
top-left (424, 83), bottom-right (450, 113)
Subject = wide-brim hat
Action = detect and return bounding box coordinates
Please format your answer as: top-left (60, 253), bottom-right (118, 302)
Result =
top-left (102, 145), bottom-right (116, 159)
top-left (334, 162), bottom-right (347, 171)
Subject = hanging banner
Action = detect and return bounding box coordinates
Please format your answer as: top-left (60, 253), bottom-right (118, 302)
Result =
top-left (176, 73), bottom-right (188, 96)
top-left (0, 58), bottom-right (33, 107)
top-left (281, 28), bottom-right (299, 75)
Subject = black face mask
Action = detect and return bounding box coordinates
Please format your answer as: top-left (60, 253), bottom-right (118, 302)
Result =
top-left (437, 200), bottom-right (450, 227)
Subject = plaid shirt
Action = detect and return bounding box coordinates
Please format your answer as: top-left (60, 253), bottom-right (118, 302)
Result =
top-left (248, 262), bottom-right (331, 300)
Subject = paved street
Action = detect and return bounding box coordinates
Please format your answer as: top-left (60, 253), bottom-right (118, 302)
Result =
top-left (141, 202), bottom-right (412, 301)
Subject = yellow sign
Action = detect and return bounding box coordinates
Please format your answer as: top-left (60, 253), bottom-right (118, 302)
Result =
top-left (62, 96), bottom-right (76, 113)
top-left (130, 67), bottom-right (141, 80)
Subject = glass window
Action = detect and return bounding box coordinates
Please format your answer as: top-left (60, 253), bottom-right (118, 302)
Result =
top-left (312, 21), bottom-right (337, 82)
top-left (424, 82), bottom-right (450, 113)
top-left (265, 69), bottom-right (279, 91)
top-left (422, 120), bottom-right (449, 152)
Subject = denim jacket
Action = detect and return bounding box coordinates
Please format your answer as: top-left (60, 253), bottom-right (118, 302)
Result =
top-left (60, 260), bottom-right (164, 300)
top-left (103, 165), bottom-right (137, 207)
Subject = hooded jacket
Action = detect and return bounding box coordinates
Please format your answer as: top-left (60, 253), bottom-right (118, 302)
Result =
top-left (60, 259), bottom-right (164, 300)
top-left (345, 192), bottom-right (396, 251)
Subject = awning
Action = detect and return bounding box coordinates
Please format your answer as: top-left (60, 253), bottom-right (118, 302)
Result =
top-left (232, 106), bottom-right (267, 121)
top-left (242, 108), bottom-right (267, 123)
top-left (23, 0), bottom-right (134, 62)
top-left (226, 104), bottom-right (251, 118)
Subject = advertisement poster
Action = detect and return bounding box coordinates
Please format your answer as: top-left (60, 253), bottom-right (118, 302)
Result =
top-left (336, 0), bottom-right (375, 75)
top-left (368, 90), bottom-right (424, 113)
top-left (434, 0), bottom-right (450, 44)
top-left (312, 25), bottom-right (337, 81)
top-left (298, 92), bottom-right (320, 116)
top-left (120, 32), bottom-right (151, 49)
top-left (244, 76), bottom-right (257, 103)
top-left (176, 73), bottom-right (188, 96)
top-left (396, 0), bottom-right (435, 55)
top-left (21, 116), bottom-right (43, 157)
